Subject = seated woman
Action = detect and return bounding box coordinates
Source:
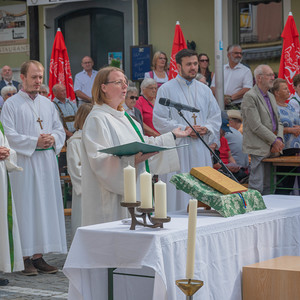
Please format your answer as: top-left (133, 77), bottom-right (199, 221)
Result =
top-left (81, 66), bottom-right (192, 226)
top-left (271, 78), bottom-right (300, 194)
top-left (67, 103), bottom-right (92, 237)
top-left (144, 51), bottom-right (169, 88)
top-left (135, 78), bottom-right (160, 137)
top-left (0, 86), bottom-right (17, 113)
top-left (122, 86), bottom-right (144, 132)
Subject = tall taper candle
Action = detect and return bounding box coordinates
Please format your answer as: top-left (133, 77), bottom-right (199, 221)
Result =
top-left (140, 171), bottom-right (152, 208)
top-left (123, 165), bottom-right (136, 203)
top-left (154, 180), bottom-right (167, 218)
top-left (186, 199), bottom-right (198, 279)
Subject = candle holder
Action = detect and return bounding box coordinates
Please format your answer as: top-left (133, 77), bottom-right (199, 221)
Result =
top-left (121, 202), bottom-right (171, 230)
top-left (176, 279), bottom-right (204, 299)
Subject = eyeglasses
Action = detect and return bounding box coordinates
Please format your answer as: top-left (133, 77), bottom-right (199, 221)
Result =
top-left (82, 61), bottom-right (93, 64)
top-left (129, 96), bottom-right (139, 100)
top-left (231, 52), bottom-right (243, 55)
top-left (105, 79), bottom-right (129, 87)
top-left (146, 86), bottom-right (157, 90)
top-left (6, 93), bottom-right (16, 96)
top-left (199, 59), bottom-right (209, 62)
top-left (158, 57), bottom-right (167, 60)
top-left (261, 73), bottom-right (275, 77)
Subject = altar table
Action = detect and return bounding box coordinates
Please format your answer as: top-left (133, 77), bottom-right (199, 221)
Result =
top-left (63, 195), bottom-right (300, 300)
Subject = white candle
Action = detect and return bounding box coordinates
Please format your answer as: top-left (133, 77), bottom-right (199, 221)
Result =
top-left (123, 165), bottom-right (136, 203)
top-left (154, 180), bottom-right (167, 218)
top-left (186, 199), bottom-right (198, 279)
top-left (140, 171), bottom-right (152, 208)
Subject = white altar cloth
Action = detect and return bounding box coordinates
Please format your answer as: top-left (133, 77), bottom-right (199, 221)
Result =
top-left (63, 195), bottom-right (300, 300)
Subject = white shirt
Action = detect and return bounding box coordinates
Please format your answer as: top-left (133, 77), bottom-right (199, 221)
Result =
top-left (74, 69), bottom-right (97, 103)
top-left (289, 92), bottom-right (300, 118)
top-left (211, 62), bottom-right (253, 104)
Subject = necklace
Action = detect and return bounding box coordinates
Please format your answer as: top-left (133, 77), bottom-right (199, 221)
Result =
top-left (25, 96), bottom-right (43, 129)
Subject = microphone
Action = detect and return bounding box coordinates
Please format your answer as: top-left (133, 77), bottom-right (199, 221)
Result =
top-left (159, 98), bottom-right (200, 112)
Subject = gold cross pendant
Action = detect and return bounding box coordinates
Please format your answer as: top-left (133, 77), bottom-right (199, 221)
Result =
top-left (192, 113), bottom-right (197, 125)
top-left (37, 117), bottom-right (43, 130)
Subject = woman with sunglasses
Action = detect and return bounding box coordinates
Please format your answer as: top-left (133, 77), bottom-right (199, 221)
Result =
top-left (80, 67), bottom-right (191, 226)
top-left (123, 86), bottom-right (144, 132)
top-left (198, 53), bottom-right (213, 87)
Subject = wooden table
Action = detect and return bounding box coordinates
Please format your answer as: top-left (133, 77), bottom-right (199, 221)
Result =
top-left (262, 156), bottom-right (300, 193)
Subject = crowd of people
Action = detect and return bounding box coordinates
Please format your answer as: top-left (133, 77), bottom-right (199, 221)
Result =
top-left (0, 45), bottom-right (300, 284)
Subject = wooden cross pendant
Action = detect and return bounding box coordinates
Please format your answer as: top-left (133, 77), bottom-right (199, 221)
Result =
top-left (37, 117), bottom-right (43, 130)
top-left (192, 113), bottom-right (197, 125)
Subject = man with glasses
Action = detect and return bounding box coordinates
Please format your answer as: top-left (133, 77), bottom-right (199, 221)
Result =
top-left (241, 64), bottom-right (284, 194)
top-left (74, 56), bottom-right (97, 107)
top-left (211, 44), bottom-right (253, 109)
top-left (0, 65), bottom-right (20, 108)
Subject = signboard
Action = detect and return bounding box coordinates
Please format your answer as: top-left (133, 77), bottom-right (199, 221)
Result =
top-left (108, 52), bottom-right (123, 69)
top-left (27, 0), bottom-right (88, 6)
top-left (0, 4), bottom-right (27, 46)
top-left (130, 45), bottom-right (152, 81)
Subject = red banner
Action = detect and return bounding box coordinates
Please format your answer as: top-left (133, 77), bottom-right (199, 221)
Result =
top-left (278, 12), bottom-right (300, 95)
top-left (168, 22), bottom-right (187, 80)
top-left (49, 28), bottom-right (75, 101)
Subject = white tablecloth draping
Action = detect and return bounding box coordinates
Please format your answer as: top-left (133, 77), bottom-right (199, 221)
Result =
top-left (63, 195), bottom-right (300, 300)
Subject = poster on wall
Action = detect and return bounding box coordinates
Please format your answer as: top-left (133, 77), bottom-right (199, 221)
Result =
top-left (0, 4), bottom-right (27, 47)
top-left (108, 52), bottom-right (123, 69)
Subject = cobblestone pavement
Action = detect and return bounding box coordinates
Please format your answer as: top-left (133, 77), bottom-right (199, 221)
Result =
top-left (0, 216), bottom-right (72, 300)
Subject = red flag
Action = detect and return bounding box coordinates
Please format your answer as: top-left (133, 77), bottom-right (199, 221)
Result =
top-left (278, 12), bottom-right (300, 95)
top-left (168, 21), bottom-right (187, 80)
top-left (49, 28), bottom-right (75, 101)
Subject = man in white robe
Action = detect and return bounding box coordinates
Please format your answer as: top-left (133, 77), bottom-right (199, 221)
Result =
top-left (0, 123), bottom-right (23, 285)
top-left (153, 49), bottom-right (221, 212)
top-left (0, 61), bottom-right (67, 276)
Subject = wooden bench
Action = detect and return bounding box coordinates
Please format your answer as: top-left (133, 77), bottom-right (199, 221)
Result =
top-left (262, 156), bottom-right (300, 193)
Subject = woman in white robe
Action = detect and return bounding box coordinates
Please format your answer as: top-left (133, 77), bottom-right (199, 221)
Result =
top-left (67, 104), bottom-right (92, 237)
top-left (0, 124), bottom-right (23, 277)
top-left (81, 67), bottom-right (192, 226)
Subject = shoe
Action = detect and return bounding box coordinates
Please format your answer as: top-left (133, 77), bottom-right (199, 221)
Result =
top-left (22, 258), bottom-right (38, 276)
top-left (0, 278), bottom-right (9, 286)
top-left (31, 257), bottom-right (58, 274)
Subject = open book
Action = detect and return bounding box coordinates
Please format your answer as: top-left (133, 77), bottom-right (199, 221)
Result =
top-left (98, 141), bottom-right (188, 156)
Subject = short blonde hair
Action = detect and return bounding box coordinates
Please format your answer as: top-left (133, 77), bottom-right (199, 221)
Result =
top-left (152, 51), bottom-right (168, 72)
top-left (74, 103), bottom-right (93, 130)
top-left (20, 60), bottom-right (44, 76)
top-left (92, 66), bottom-right (125, 111)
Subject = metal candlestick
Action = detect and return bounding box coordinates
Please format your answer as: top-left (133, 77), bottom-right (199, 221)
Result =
top-left (176, 279), bottom-right (204, 299)
top-left (120, 202), bottom-right (171, 230)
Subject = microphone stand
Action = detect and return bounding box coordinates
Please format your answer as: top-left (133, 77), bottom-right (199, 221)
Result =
top-left (177, 109), bottom-right (238, 182)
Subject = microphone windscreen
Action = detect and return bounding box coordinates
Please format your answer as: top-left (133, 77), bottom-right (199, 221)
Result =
top-left (159, 98), bottom-right (169, 106)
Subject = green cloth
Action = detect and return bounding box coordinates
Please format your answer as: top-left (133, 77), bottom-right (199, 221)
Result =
top-left (170, 173), bottom-right (266, 217)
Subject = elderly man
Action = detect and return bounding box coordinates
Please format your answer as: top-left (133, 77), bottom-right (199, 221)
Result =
top-left (153, 48), bottom-right (221, 211)
top-left (211, 45), bottom-right (253, 109)
top-left (53, 83), bottom-right (78, 139)
top-left (241, 64), bottom-right (284, 194)
top-left (0, 60), bottom-right (67, 275)
top-left (74, 56), bottom-right (97, 106)
top-left (0, 65), bottom-right (20, 108)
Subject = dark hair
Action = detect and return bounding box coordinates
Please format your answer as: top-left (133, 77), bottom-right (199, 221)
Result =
top-left (293, 73), bottom-right (300, 87)
top-left (198, 53), bottom-right (212, 79)
top-left (175, 49), bottom-right (198, 65)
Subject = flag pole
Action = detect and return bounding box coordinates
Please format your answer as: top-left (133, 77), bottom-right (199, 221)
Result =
top-left (214, 0), bottom-right (224, 110)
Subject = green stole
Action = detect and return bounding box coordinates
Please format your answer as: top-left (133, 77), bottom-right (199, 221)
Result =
top-left (0, 121), bottom-right (14, 271)
top-left (124, 112), bottom-right (150, 173)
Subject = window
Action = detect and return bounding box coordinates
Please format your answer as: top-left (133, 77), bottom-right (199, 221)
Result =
top-left (233, 0), bottom-right (283, 62)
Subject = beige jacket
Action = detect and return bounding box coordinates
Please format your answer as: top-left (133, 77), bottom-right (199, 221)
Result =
top-left (241, 84), bottom-right (283, 156)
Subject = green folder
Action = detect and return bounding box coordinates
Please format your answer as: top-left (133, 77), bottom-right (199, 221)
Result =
top-left (98, 141), bottom-right (188, 156)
